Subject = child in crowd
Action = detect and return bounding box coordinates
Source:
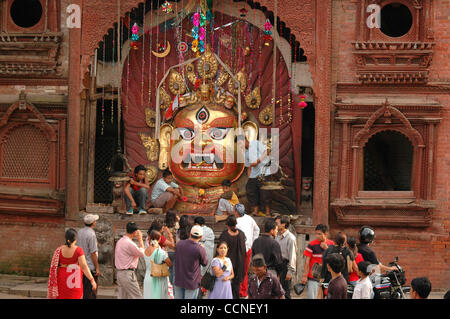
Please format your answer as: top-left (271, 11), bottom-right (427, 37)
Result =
top-left (352, 261), bottom-right (373, 299)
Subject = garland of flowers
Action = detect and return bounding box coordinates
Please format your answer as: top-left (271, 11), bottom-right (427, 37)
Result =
top-left (191, 11), bottom-right (207, 55)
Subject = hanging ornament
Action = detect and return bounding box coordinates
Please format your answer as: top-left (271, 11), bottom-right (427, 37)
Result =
top-left (130, 23), bottom-right (140, 50)
top-left (177, 41), bottom-right (188, 54)
top-left (191, 12), bottom-right (207, 55)
top-left (162, 1), bottom-right (173, 14)
top-left (152, 41), bottom-right (171, 58)
top-left (263, 19), bottom-right (273, 46)
top-left (240, 8), bottom-right (248, 18)
top-left (298, 95), bottom-right (308, 109)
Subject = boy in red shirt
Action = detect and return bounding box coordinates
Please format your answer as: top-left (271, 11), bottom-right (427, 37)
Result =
top-left (301, 224), bottom-right (335, 299)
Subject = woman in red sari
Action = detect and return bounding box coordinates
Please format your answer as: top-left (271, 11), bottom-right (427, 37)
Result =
top-left (47, 228), bottom-right (97, 299)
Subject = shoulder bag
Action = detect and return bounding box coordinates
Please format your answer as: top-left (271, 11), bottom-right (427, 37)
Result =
top-left (151, 248), bottom-right (170, 277)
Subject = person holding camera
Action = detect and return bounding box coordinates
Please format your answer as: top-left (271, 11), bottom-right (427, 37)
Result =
top-left (115, 222), bottom-right (145, 299)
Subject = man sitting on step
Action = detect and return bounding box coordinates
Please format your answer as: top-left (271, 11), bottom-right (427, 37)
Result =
top-left (214, 179), bottom-right (240, 222)
top-left (151, 169), bottom-right (184, 214)
top-left (124, 165), bottom-right (150, 215)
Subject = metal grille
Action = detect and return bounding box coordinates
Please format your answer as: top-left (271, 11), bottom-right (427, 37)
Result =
top-left (2, 124), bottom-right (50, 179)
top-left (94, 137), bottom-right (115, 203)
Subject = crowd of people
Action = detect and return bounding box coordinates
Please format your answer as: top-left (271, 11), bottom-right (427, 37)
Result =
top-left (47, 208), bottom-right (444, 300)
top-left (47, 209), bottom-right (444, 300)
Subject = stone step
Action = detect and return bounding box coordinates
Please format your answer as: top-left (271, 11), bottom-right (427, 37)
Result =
top-left (6, 282), bottom-right (118, 299)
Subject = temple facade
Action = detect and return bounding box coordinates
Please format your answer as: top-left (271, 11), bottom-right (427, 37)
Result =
top-left (0, 0), bottom-right (448, 289)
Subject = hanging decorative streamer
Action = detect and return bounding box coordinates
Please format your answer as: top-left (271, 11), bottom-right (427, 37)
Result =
top-left (101, 36), bottom-right (106, 135)
top-left (298, 95), bottom-right (308, 109)
top-left (240, 7), bottom-right (248, 18)
top-left (263, 19), bottom-right (272, 46)
top-left (123, 13), bottom-right (129, 114)
top-left (131, 23), bottom-right (140, 50)
top-left (111, 25), bottom-right (115, 125)
top-left (141, 1), bottom-right (147, 109)
top-left (162, 1), bottom-right (173, 14)
top-left (279, 55), bottom-right (283, 125)
top-left (191, 11), bottom-right (207, 55)
top-left (272, 0), bottom-right (278, 128)
top-left (116, 0), bottom-right (122, 151)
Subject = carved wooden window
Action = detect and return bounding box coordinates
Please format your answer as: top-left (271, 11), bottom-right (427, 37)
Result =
top-left (1, 124), bottom-right (50, 181)
top-left (362, 130), bottom-right (413, 191)
top-left (1, 0), bottom-right (60, 33)
top-left (331, 100), bottom-right (440, 227)
top-left (353, 0), bottom-right (434, 84)
top-left (0, 0), bottom-right (62, 78)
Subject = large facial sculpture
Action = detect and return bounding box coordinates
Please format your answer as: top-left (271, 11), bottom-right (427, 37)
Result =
top-left (160, 103), bottom-right (242, 187)
top-left (157, 47), bottom-right (258, 214)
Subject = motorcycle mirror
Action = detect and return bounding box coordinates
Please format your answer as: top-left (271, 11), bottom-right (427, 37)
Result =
top-left (394, 256), bottom-right (399, 263)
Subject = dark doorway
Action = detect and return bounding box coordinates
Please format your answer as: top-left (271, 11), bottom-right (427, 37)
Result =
top-left (94, 98), bottom-right (124, 203)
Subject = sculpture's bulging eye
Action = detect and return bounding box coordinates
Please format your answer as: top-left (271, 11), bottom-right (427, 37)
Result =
top-left (209, 127), bottom-right (230, 140)
top-left (178, 128), bottom-right (195, 140)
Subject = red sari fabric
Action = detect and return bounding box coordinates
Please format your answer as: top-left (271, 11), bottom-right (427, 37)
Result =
top-left (56, 246), bottom-right (85, 299)
top-left (47, 246), bottom-right (62, 299)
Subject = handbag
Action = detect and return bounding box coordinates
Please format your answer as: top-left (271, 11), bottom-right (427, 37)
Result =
top-left (200, 260), bottom-right (216, 291)
top-left (151, 248), bottom-right (170, 278)
top-left (293, 283), bottom-right (306, 295)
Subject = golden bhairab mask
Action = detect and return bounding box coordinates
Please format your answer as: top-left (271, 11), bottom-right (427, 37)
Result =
top-left (159, 103), bottom-right (258, 188)
top-left (157, 47), bottom-right (258, 188)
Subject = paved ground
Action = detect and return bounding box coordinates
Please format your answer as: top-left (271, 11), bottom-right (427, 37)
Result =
top-left (0, 274), bottom-right (446, 299)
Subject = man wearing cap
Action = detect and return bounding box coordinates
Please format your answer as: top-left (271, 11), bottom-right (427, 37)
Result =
top-left (194, 217), bottom-right (215, 276)
top-left (77, 214), bottom-right (101, 299)
top-left (248, 254), bottom-right (285, 299)
top-left (234, 203), bottom-right (260, 299)
top-left (174, 225), bottom-right (208, 299)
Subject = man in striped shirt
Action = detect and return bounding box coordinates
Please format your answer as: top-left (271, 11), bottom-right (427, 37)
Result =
top-left (301, 224), bottom-right (335, 299)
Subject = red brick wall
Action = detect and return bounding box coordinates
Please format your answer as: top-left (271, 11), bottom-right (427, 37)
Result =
top-left (0, 215), bottom-right (65, 277)
top-left (429, 0), bottom-right (450, 82)
top-left (329, 0), bottom-right (450, 290)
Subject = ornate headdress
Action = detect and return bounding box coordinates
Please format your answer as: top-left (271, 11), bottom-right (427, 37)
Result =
top-left (155, 46), bottom-right (251, 137)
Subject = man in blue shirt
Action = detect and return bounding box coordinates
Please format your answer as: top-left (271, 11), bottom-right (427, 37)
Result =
top-left (151, 170), bottom-right (183, 213)
top-left (245, 137), bottom-right (272, 216)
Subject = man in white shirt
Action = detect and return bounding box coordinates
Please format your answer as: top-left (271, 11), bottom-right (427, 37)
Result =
top-left (275, 215), bottom-right (297, 299)
top-left (244, 138), bottom-right (272, 216)
top-left (234, 203), bottom-right (260, 298)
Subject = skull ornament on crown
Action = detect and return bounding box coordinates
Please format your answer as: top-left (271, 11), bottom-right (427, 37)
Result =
top-left (158, 47), bottom-right (258, 189)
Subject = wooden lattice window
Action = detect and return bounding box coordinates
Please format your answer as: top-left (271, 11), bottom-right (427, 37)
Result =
top-left (0, 124), bottom-right (50, 182)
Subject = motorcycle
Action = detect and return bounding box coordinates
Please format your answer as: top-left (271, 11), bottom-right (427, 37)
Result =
top-left (347, 256), bottom-right (411, 299)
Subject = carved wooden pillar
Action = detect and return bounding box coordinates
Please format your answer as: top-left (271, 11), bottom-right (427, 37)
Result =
top-left (312, 0), bottom-right (332, 225)
top-left (350, 145), bottom-right (360, 199)
top-left (426, 123), bottom-right (435, 200)
top-left (339, 121), bottom-right (350, 199)
top-left (66, 0), bottom-right (82, 219)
